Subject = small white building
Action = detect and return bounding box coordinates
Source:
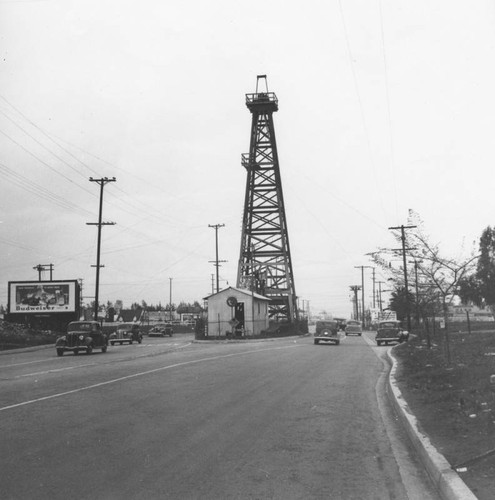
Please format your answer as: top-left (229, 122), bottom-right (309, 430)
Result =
top-left (204, 286), bottom-right (270, 337)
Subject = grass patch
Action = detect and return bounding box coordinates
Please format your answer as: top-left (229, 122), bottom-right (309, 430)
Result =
top-left (394, 329), bottom-right (495, 498)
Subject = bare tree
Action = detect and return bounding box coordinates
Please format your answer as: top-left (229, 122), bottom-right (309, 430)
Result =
top-left (370, 210), bottom-right (478, 363)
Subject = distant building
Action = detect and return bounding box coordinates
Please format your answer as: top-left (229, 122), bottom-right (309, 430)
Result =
top-left (141, 310), bottom-right (174, 323)
top-left (448, 304), bottom-right (494, 322)
top-left (204, 286), bottom-right (270, 337)
top-left (176, 304), bottom-right (202, 323)
top-left (116, 307), bottom-right (144, 323)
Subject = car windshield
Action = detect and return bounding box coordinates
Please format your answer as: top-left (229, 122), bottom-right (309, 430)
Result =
top-left (347, 321), bottom-right (360, 326)
top-left (316, 321), bottom-right (336, 328)
top-left (118, 324), bottom-right (134, 331)
top-left (67, 323), bottom-right (93, 332)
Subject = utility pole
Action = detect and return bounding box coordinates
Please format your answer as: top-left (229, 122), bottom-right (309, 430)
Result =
top-left (354, 266), bottom-right (373, 326)
top-left (349, 285), bottom-right (361, 321)
top-left (78, 278), bottom-right (84, 317)
top-left (87, 177), bottom-right (116, 321)
top-left (208, 223), bottom-right (226, 293)
top-left (211, 274), bottom-right (215, 295)
top-left (169, 277), bottom-right (173, 321)
top-left (409, 259), bottom-right (422, 328)
top-left (376, 281), bottom-right (385, 312)
top-left (371, 267), bottom-right (376, 309)
top-left (389, 224), bottom-right (417, 332)
top-left (33, 263), bottom-right (54, 281)
top-left (33, 264), bottom-right (44, 281)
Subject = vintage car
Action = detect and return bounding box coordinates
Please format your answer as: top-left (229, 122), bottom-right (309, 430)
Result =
top-left (56, 321), bottom-right (108, 356)
top-left (148, 323), bottom-right (174, 337)
top-left (345, 320), bottom-right (362, 336)
top-left (375, 320), bottom-right (409, 346)
top-left (314, 320), bottom-right (342, 345)
top-left (109, 323), bottom-right (143, 345)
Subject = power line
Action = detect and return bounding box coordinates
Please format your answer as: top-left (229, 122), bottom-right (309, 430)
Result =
top-left (0, 161), bottom-right (93, 217)
top-left (0, 95), bottom-right (186, 227)
top-left (379, 0), bottom-right (399, 217)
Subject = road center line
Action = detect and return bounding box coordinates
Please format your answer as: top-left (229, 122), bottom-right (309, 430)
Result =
top-left (17, 363), bottom-right (95, 378)
top-left (0, 344), bottom-right (299, 412)
top-left (1, 358), bottom-right (50, 369)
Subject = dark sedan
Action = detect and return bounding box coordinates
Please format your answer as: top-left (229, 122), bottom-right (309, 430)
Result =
top-left (345, 320), bottom-right (362, 336)
top-left (56, 321), bottom-right (108, 356)
top-left (375, 320), bottom-right (409, 346)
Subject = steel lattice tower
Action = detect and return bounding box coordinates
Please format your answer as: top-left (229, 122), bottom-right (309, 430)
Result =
top-left (236, 76), bottom-right (298, 323)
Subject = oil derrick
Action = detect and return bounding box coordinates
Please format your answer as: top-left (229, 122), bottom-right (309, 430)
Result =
top-left (236, 75), bottom-right (298, 323)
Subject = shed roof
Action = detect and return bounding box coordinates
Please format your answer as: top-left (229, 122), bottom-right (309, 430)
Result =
top-left (203, 286), bottom-right (271, 302)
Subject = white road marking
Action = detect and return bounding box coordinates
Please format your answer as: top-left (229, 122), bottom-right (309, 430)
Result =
top-left (3, 342), bottom-right (194, 379)
top-left (1, 359), bottom-right (50, 369)
top-left (0, 344), bottom-right (299, 412)
top-left (17, 363), bottom-right (95, 378)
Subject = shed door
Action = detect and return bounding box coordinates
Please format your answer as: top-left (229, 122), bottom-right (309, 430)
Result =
top-left (235, 302), bottom-right (245, 331)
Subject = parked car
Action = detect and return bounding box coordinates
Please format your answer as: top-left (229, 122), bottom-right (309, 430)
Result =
top-left (109, 323), bottom-right (143, 345)
top-left (56, 321), bottom-right (108, 356)
top-left (345, 320), bottom-right (362, 336)
top-left (375, 320), bottom-right (409, 346)
top-left (148, 323), bottom-right (173, 337)
top-left (314, 320), bottom-right (341, 345)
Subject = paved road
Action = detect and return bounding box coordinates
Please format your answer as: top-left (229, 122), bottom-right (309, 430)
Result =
top-left (0, 333), bottom-right (439, 499)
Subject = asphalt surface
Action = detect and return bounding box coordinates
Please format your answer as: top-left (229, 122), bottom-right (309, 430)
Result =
top-left (0, 333), bottom-right (440, 499)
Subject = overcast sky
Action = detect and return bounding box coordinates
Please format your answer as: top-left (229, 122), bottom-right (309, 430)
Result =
top-left (1, 1), bottom-right (495, 317)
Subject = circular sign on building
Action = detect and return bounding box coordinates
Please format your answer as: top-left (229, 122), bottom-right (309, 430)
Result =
top-left (226, 296), bottom-right (237, 307)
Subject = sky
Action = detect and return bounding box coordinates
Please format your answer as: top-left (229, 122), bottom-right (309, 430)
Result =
top-left (1, 0), bottom-right (495, 318)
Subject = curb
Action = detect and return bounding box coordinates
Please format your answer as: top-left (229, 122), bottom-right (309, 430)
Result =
top-left (387, 349), bottom-right (477, 500)
top-left (0, 344), bottom-right (53, 355)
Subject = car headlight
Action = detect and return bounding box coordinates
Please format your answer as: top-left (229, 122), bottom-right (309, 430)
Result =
top-left (79, 335), bottom-right (84, 341)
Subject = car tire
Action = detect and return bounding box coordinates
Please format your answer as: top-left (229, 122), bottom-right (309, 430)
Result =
top-left (86, 345), bottom-right (93, 355)
top-left (314, 339), bottom-right (319, 345)
top-left (120, 342), bottom-right (123, 345)
top-left (56, 348), bottom-right (64, 357)
top-left (138, 338), bottom-right (142, 344)
top-left (377, 341), bottom-right (381, 346)
top-left (110, 341), bottom-right (115, 346)
top-left (101, 345), bottom-right (107, 353)
top-left (335, 341), bottom-right (340, 345)
top-left (129, 340), bottom-right (133, 344)
top-left (74, 350), bottom-right (79, 355)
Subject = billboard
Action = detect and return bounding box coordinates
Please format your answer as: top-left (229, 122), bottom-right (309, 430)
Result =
top-left (8, 280), bottom-right (78, 314)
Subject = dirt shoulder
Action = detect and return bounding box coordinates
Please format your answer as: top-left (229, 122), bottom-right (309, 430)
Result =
top-left (393, 331), bottom-right (495, 500)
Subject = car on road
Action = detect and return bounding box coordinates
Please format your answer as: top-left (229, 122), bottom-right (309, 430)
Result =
top-left (109, 323), bottom-right (143, 345)
top-left (375, 320), bottom-right (409, 346)
top-left (345, 320), bottom-right (362, 336)
top-left (148, 323), bottom-right (174, 337)
top-left (56, 321), bottom-right (108, 356)
top-left (314, 320), bottom-right (341, 345)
